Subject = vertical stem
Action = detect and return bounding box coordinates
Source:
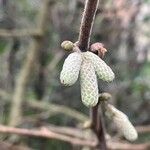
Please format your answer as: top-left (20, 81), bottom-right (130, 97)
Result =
top-left (78, 0), bottom-right (99, 51)
top-left (78, 0), bottom-right (107, 149)
top-left (91, 105), bottom-right (107, 150)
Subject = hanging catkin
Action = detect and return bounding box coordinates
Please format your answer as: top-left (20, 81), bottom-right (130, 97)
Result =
top-left (60, 52), bottom-right (82, 86)
top-left (106, 104), bottom-right (138, 141)
top-left (80, 59), bottom-right (98, 107)
top-left (60, 50), bottom-right (115, 107)
top-left (83, 51), bottom-right (115, 82)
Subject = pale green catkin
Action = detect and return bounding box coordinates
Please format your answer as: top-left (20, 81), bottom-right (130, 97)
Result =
top-left (83, 51), bottom-right (115, 82)
top-left (60, 50), bottom-right (115, 108)
top-left (80, 59), bottom-right (99, 107)
top-left (106, 104), bottom-right (138, 141)
top-left (60, 52), bottom-right (82, 86)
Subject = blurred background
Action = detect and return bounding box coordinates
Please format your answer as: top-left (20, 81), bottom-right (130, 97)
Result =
top-left (0, 0), bottom-right (150, 149)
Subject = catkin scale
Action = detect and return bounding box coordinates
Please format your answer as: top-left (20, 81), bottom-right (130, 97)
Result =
top-left (83, 51), bottom-right (115, 82)
top-left (80, 59), bottom-right (99, 107)
top-left (60, 52), bottom-right (82, 86)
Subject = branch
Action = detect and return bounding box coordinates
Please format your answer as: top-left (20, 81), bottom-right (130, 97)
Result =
top-left (78, 0), bottom-right (99, 51)
top-left (0, 125), bottom-right (97, 147)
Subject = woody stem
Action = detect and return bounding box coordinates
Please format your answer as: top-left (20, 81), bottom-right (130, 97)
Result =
top-left (78, 0), bottom-right (107, 149)
top-left (78, 0), bottom-right (99, 51)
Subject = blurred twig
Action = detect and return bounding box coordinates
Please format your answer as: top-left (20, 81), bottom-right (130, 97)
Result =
top-left (0, 89), bottom-right (88, 122)
top-left (28, 100), bottom-right (88, 122)
top-left (0, 125), bottom-right (97, 147)
top-left (0, 124), bottom-right (149, 150)
top-left (45, 125), bottom-right (92, 139)
top-left (8, 0), bottom-right (51, 126)
top-left (9, 39), bottom-right (42, 126)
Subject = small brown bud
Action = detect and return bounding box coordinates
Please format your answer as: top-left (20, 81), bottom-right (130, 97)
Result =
top-left (61, 40), bottom-right (74, 51)
top-left (90, 42), bottom-right (107, 58)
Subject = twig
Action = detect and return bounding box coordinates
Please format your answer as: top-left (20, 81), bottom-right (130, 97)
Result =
top-left (46, 125), bottom-right (89, 139)
top-left (78, 0), bottom-right (99, 51)
top-left (0, 125), bottom-right (97, 147)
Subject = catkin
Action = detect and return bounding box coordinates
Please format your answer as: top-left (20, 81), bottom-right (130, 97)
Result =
top-left (80, 59), bottom-right (99, 107)
top-left (106, 104), bottom-right (138, 141)
top-left (83, 51), bottom-right (115, 82)
top-left (60, 52), bottom-right (82, 86)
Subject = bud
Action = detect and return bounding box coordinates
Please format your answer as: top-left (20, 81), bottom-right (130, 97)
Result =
top-left (90, 42), bottom-right (107, 58)
top-left (83, 51), bottom-right (115, 82)
top-left (106, 104), bottom-right (138, 141)
top-left (99, 92), bottom-right (112, 101)
top-left (80, 59), bottom-right (99, 107)
top-left (61, 41), bottom-right (74, 51)
top-left (60, 52), bottom-right (82, 86)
